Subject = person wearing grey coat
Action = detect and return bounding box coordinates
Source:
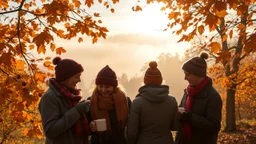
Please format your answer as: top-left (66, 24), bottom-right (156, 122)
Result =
top-left (127, 61), bottom-right (179, 144)
top-left (39, 57), bottom-right (90, 144)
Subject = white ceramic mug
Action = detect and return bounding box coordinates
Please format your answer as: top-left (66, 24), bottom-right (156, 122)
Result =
top-left (95, 119), bottom-right (107, 131)
top-left (178, 107), bottom-right (185, 113)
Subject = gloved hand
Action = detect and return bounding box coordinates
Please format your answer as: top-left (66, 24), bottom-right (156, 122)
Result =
top-left (75, 101), bottom-right (90, 114)
top-left (181, 111), bottom-right (192, 122)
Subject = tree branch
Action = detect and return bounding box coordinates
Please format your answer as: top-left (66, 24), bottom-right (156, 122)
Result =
top-left (0, 68), bottom-right (9, 76)
top-left (16, 0), bottom-right (35, 72)
top-left (0, 9), bottom-right (19, 15)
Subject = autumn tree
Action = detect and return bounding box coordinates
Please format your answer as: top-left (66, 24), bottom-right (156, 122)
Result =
top-left (135, 0), bottom-right (256, 131)
top-left (0, 0), bottom-right (118, 143)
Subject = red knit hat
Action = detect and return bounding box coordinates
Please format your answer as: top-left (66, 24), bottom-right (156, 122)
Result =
top-left (95, 65), bottom-right (118, 87)
top-left (182, 52), bottom-right (208, 77)
top-left (144, 61), bottom-right (163, 85)
top-left (52, 57), bottom-right (84, 81)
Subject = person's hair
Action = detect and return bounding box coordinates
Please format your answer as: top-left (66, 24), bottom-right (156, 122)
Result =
top-left (89, 84), bottom-right (127, 97)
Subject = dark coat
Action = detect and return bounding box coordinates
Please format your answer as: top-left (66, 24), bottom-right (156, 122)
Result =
top-left (87, 96), bottom-right (132, 144)
top-left (39, 80), bottom-right (87, 144)
top-left (175, 78), bottom-right (222, 144)
top-left (127, 85), bottom-right (179, 144)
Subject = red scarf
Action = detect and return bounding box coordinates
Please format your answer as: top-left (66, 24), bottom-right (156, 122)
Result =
top-left (50, 78), bottom-right (89, 143)
top-left (184, 77), bottom-right (209, 140)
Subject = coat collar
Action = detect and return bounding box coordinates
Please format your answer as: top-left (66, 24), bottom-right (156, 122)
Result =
top-left (184, 78), bottom-right (213, 99)
top-left (48, 79), bottom-right (70, 109)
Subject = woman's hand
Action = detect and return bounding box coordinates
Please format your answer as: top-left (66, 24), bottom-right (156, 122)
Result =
top-left (90, 121), bottom-right (97, 132)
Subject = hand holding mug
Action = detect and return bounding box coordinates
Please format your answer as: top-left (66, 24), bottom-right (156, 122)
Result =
top-left (178, 107), bottom-right (185, 114)
top-left (90, 121), bottom-right (97, 132)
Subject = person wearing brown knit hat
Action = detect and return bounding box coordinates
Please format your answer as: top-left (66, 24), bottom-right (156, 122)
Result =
top-left (127, 61), bottom-right (179, 144)
top-left (39, 57), bottom-right (90, 144)
top-left (87, 65), bottom-right (131, 144)
top-left (175, 53), bottom-right (222, 144)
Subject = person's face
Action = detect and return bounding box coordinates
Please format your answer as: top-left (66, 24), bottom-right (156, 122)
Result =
top-left (62, 72), bottom-right (82, 89)
top-left (184, 71), bottom-right (203, 86)
top-left (97, 85), bottom-right (114, 97)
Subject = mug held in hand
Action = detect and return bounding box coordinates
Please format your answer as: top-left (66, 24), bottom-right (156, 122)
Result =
top-left (95, 119), bottom-right (107, 131)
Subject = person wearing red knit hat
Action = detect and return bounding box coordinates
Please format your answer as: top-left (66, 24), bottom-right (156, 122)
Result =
top-left (39, 57), bottom-right (90, 144)
top-left (127, 61), bottom-right (179, 144)
top-left (87, 65), bottom-right (131, 144)
top-left (175, 52), bottom-right (222, 144)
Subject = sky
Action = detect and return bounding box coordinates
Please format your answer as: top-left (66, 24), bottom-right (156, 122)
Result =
top-left (43, 0), bottom-right (190, 93)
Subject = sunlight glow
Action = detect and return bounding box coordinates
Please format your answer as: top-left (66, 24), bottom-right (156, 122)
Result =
top-left (133, 2), bottom-right (169, 34)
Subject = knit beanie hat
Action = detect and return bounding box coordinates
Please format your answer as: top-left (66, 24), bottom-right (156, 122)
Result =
top-left (95, 65), bottom-right (118, 87)
top-left (182, 52), bottom-right (209, 77)
top-left (144, 61), bottom-right (163, 85)
top-left (52, 57), bottom-right (84, 81)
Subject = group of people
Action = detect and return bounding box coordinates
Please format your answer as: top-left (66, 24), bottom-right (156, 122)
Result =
top-left (39, 52), bottom-right (222, 144)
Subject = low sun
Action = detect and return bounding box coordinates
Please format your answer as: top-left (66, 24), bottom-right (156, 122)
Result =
top-left (134, 2), bottom-right (169, 34)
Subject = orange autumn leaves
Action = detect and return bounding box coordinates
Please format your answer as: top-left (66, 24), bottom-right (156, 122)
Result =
top-left (0, 0), bottom-right (119, 143)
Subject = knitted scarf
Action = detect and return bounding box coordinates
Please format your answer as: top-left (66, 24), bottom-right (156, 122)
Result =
top-left (184, 77), bottom-right (209, 140)
top-left (91, 87), bottom-right (128, 131)
top-left (50, 78), bottom-right (89, 143)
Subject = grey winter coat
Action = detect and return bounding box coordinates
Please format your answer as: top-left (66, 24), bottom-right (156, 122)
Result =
top-left (39, 80), bottom-right (86, 144)
top-left (175, 78), bottom-right (222, 144)
top-left (127, 85), bottom-right (179, 144)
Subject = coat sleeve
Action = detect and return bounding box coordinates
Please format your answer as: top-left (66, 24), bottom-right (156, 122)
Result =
top-left (39, 92), bottom-right (81, 140)
top-left (127, 98), bottom-right (141, 144)
top-left (170, 97), bottom-right (180, 131)
top-left (189, 93), bottom-right (222, 133)
top-left (127, 96), bottom-right (132, 113)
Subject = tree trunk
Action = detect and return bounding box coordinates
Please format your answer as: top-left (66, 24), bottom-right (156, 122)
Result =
top-left (225, 86), bottom-right (236, 132)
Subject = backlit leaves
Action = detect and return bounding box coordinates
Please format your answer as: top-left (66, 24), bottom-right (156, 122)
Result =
top-left (198, 25), bottom-right (204, 35)
top-left (209, 42), bottom-right (221, 53)
top-left (0, 0), bottom-right (120, 142)
top-left (56, 47), bottom-right (66, 55)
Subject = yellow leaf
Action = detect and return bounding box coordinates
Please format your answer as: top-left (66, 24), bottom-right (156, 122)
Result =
top-left (16, 60), bottom-right (25, 70)
top-left (209, 42), bottom-right (221, 53)
top-left (23, 128), bottom-right (29, 136)
top-left (56, 47), bottom-right (66, 55)
top-left (37, 45), bottom-right (46, 54)
top-left (29, 44), bottom-right (34, 50)
top-left (43, 61), bottom-right (51, 67)
top-left (216, 10), bottom-right (227, 18)
top-left (50, 43), bottom-right (56, 51)
top-left (222, 34), bottom-right (227, 42)
top-left (64, 22), bottom-right (70, 28)
top-left (198, 25), bottom-right (204, 35)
